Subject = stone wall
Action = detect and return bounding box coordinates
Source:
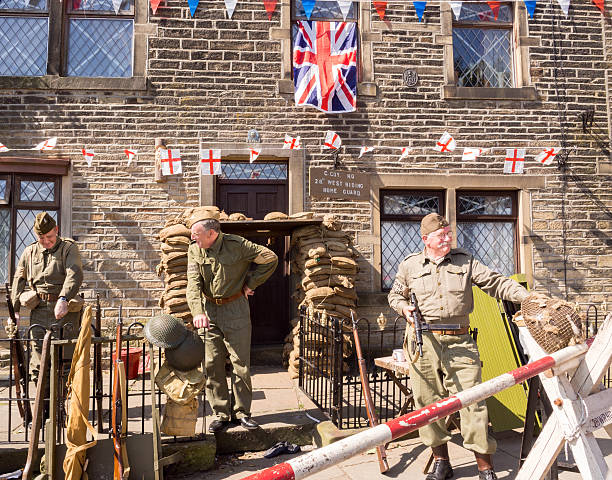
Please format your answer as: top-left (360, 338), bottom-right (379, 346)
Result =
top-left (0, 0), bottom-right (610, 326)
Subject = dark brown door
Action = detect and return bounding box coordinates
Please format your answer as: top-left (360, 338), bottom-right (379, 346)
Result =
top-left (217, 179), bottom-right (290, 345)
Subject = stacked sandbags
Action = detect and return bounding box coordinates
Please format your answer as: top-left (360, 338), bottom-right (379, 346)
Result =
top-left (284, 215), bottom-right (359, 379)
top-left (156, 206), bottom-right (221, 325)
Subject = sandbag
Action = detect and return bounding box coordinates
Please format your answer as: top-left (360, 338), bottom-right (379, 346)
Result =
top-left (331, 256), bottom-right (358, 268)
top-left (264, 211), bottom-right (288, 220)
top-left (159, 224), bottom-right (191, 241)
top-left (305, 257), bottom-right (331, 268)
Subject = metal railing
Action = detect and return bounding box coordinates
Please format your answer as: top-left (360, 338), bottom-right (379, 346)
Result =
top-left (298, 309), bottom-right (413, 430)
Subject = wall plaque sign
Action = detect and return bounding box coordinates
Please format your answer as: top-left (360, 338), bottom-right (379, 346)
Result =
top-left (309, 168), bottom-right (370, 200)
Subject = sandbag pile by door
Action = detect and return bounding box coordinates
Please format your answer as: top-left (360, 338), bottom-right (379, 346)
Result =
top-left (284, 216), bottom-right (359, 379)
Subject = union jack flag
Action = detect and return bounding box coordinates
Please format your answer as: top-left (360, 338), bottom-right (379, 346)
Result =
top-left (293, 20), bottom-right (357, 113)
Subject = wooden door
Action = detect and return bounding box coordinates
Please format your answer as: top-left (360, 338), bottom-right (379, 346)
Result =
top-left (217, 177), bottom-right (290, 345)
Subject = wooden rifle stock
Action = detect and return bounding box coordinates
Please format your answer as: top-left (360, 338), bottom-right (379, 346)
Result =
top-left (351, 313), bottom-right (389, 474)
top-left (112, 306), bottom-right (129, 479)
top-left (5, 283), bottom-right (32, 427)
top-left (410, 293), bottom-right (424, 363)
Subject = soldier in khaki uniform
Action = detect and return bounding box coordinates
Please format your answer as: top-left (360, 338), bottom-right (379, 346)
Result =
top-left (388, 213), bottom-right (528, 480)
top-left (186, 211), bottom-right (278, 433)
top-left (11, 212), bottom-right (84, 386)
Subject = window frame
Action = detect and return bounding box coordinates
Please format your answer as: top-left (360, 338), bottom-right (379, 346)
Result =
top-left (437, 1), bottom-right (537, 101)
top-left (0, 0), bottom-right (147, 90)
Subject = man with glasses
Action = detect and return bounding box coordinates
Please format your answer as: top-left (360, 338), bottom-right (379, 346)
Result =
top-left (388, 213), bottom-right (528, 480)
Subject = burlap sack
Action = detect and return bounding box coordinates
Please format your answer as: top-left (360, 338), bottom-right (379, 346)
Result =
top-left (166, 236), bottom-right (191, 247)
top-left (334, 304), bottom-right (356, 318)
top-left (161, 398), bottom-right (198, 436)
top-left (165, 264), bottom-right (188, 276)
top-left (289, 211), bottom-right (314, 219)
top-left (327, 295), bottom-right (356, 307)
top-left (166, 258), bottom-right (188, 270)
top-left (330, 275), bottom-right (354, 289)
top-left (161, 243), bottom-right (189, 254)
top-left (159, 224), bottom-right (191, 241)
top-left (292, 225), bottom-right (321, 240)
top-left (305, 265), bottom-right (357, 277)
top-left (308, 246), bottom-right (328, 258)
top-left (164, 288), bottom-right (187, 300)
top-left (331, 256), bottom-right (357, 268)
top-left (334, 286), bottom-right (357, 300)
top-left (264, 211), bottom-right (288, 220)
top-left (228, 212), bottom-right (249, 221)
top-left (305, 287), bottom-right (335, 300)
top-left (303, 279), bottom-right (333, 291)
top-left (173, 310), bottom-right (193, 322)
top-left (322, 214), bottom-right (341, 231)
top-left (165, 273), bottom-right (187, 284)
top-left (166, 279), bottom-right (187, 289)
top-left (305, 257), bottom-right (331, 268)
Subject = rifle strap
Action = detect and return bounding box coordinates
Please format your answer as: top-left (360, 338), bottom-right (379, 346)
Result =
top-left (117, 363), bottom-right (131, 479)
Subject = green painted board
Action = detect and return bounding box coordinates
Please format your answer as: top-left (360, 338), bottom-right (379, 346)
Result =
top-left (469, 277), bottom-right (529, 432)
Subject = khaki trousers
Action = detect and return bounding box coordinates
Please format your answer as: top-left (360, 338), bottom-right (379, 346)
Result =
top-left (404, 328), bottom-right (496, 454)
top-left (204, 296), bottom-right (252, 421)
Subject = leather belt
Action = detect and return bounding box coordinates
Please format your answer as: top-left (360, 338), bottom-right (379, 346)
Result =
top-left (429, 327), bottom-right (469, 335)
top-left (38, 292), bottom-right (59, 302)
top-left (204, 291), bottom-right (243, 306)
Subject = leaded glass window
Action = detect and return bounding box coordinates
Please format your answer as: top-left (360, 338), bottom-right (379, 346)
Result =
top-left (456, 191), bottom-right (517, 276)
top-left (380, 191), bottom-right (444, 290)
top-left (0, 175), bottom-right (60, 284)
top-left (453, 2), bottom-right (513, 88)
top-left (0, 0), bottom-right (133, 77)
top-left (220, 163), bottom-right (288, 181)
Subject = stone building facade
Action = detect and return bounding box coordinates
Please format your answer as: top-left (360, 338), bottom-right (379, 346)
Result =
top-left (0, 0), bottom-right (610, 339)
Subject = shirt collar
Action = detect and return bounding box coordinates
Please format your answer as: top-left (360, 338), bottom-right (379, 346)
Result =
top-left (422, 247), bottom-right (451, 265)
top-left (206, 232), bottom-right (224, 255)
top-left (40, 238), bottom-right (62, 254)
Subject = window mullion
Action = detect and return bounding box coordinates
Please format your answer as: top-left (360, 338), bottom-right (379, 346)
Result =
top-left (47, 0), bottom-right (64, 75)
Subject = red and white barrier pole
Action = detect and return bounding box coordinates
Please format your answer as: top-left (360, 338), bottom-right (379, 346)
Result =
top-left (242, 341), bottom-right (591, 480)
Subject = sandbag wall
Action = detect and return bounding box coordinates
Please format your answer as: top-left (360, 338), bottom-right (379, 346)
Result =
top-left (156, 213), bottom-right (193, 325)
top-left (284, 218), bottom-right (359, 379)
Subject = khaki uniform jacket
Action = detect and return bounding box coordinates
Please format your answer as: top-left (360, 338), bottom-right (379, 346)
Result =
top-left (11, 237), bottom-right (84, 312)
top-left (186, 232), bottom-right (278, 317)
top-left (388, 248), bottom-right (529, 327)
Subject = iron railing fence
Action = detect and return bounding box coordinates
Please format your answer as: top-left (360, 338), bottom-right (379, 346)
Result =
top-left (298, 304), bottom-right (610, 430)
top-left (0, 317), bottom-right (208, 448)
top-left (298, 309), bottom-right (413, 430)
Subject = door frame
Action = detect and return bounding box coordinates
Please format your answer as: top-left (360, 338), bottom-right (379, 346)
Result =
top-left (198, 143), bottom-right (305, 214)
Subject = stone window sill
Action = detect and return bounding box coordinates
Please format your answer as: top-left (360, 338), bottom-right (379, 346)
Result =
top-left (278, 79), bottom-right (377, 98)
top-left (442, 86), bottom-right (537, 101)
top-left (0, 76), bottom-right (147, 91)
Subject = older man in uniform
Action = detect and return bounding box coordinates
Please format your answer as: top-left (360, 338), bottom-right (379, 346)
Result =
top-left (186, 211), bottom-right (278, 433)
top-left (11, 212), bottom-right (84, 388)
top-left (388, 213), bottom-right (529, 480)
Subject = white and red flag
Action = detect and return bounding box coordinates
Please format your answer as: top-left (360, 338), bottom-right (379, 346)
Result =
top-left (434, 132), bottom-right (456, 152)
top-left (0, 143), bottom-right (9, 152)
top-left (462, 147), bottom-right (487, 161)
top-left (359, 146), bottom-right (373, 158)
top-left (160, 149), bottom-right (182, 176)
top-left (124, 148), bottom-right (137, 166)
top-left (33, 137), bottom-right (57, 151)
top-left (535, 147), bottom-right (559, 165)
top-left (81, 148), bottom-right (95, 167)
top-left (249, 147), bottom-right (261, 163)
top-left (504, 148), bottom-right (525, 174)
top-left (200, 149), bottom-right (222, 175)
top-left (399, 147), bottom-right (412, 160)
top-left (283, 134), bottom-right (301, 150)
top-left (323, 131), bottom-right (342, 150)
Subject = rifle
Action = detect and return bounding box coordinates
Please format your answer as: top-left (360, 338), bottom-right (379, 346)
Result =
top-left (408, 293), bottom-right (460, 364)
top-left (112, 306), bottom-right (130, 479)
top-left (94, 294), bottom-right (103, 432)
top-left (351, 313), bottom-right (389, 474)
top-left (5, 283), bottom-right (32, 427)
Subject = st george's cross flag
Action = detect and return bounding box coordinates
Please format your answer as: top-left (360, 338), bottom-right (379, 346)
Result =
top-left (81, 148), bottom-right (95, 167)
top-left (535, 147), bottom-right (559, 165)
top-left (283, 134), bottom-right (301, 150)
top-left (359, 146), bottom-right (373, 158)
top-left (462, 147), bottom-right (487, 161)
top-left (160, 149), bottom-right (182, 176)
top-left (249, 147), bottom-right (261, 163)
top-left (0, 143), bottom-right (9, 152)
top-left (34, 137), bottom-right (57, 151)
top-left (399, 147), bottom-right (412, 160)
top-left (200, 149), bottom-right (222, 175)
top-left (504, 148), bottom-right (525, 174)
top-left (434, 132), bottom-right (456, 152)
top-left (293, 20), bottom-right (357, 113)
top-left (124, 149), bottom-right (137, 166)
top-left (323, 131), bottom-right (342, 150)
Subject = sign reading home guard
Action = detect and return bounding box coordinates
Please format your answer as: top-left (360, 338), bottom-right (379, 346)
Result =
top-left (309, 168), bottom-right (369, 200)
